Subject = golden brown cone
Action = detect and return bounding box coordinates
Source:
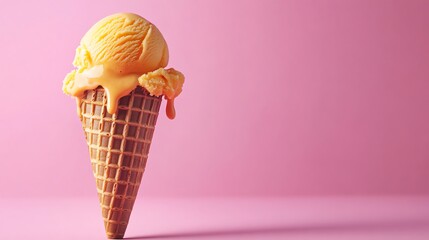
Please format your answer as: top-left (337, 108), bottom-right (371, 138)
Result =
top-left (80, 86), bottom-right (161, 239)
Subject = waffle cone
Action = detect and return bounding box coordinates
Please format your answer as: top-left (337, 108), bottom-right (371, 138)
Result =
top-left (80, 86), bottom-right (161, 239)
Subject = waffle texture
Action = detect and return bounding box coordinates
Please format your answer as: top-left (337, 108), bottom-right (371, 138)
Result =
top-left (80, 86), bottom-right (161, 239)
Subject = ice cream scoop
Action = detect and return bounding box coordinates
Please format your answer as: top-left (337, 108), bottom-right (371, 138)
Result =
top-left (63, 13), bottom-right (184, 119)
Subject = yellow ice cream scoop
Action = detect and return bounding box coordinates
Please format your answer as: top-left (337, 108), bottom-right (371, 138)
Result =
top-left (74, 13), bottom-right (169, 75)
top-left (63, 13), bottom-right (184, 119)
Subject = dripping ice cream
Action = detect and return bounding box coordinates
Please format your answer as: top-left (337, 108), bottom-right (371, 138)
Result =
top-left (63, 13), bottom-right (184, 119)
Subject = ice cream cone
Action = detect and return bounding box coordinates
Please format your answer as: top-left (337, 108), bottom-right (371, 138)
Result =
top-left (63, 13), bottom-right (184, 238)
top-left (80, 86), bottom-right (161, 239)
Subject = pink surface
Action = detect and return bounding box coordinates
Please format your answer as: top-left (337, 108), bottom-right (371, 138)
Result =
top-left (1, 0), bottom-right (429, 198)
top-left (1, 197), bottom-right (429, 239)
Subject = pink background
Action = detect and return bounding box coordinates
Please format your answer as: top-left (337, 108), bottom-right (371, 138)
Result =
top-left (0, 0), bottom-right (428, 198)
